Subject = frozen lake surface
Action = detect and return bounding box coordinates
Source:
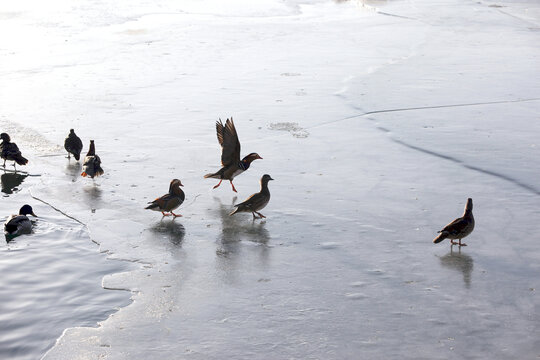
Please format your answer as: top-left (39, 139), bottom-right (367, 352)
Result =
top-left (1, 0), bottom-right (540, 359)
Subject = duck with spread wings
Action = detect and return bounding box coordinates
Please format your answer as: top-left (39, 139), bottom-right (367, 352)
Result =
top-left (204, 117), bottom-right (262, 192)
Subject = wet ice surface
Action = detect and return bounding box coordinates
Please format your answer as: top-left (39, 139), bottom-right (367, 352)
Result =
top-left (1, 0), bottom-right (540, 359)
top-left (0, 174), bottom-right (132, 360)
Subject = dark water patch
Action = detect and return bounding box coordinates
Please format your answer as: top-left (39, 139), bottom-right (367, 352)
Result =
top-left (0, 216), bottom-right (132, 360)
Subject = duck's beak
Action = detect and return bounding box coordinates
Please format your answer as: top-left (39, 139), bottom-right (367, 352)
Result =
top-left (31, 212), bottom-right (37, 217)
top-left (256, 155), bottom-right (263, 160)
top-left (269, 177), bottom-right (274, 181)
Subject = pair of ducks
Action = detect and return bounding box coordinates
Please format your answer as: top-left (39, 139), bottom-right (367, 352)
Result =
top-left (146, 118), bottom-right (272, 220)
top-left (64, 129), bottom-right (104, 178)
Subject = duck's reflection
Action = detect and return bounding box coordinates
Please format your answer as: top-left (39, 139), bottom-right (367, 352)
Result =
top-left (150, 220), bottom-right (186, 246)
top-left (212, 197), bottom-right (271, 283)
top-left (65, 161), bottom-right (82, 181)
top-left (83, 185), bottom-right (102, 211)
top-left (439, 247), bottom-right (474, 288)
top-left (1, 172), bottom-right (27, 195)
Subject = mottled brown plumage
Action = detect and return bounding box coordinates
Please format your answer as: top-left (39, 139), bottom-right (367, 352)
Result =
top-left (204, 117), bottom-right (262, 192)
top-left (433, 198), bottom-right (475, 246)
top-left (81, 140), bottom-right (104, 178)
top-left (64, 129), bottom-right (83, 161)
top-left (230, 174), bottom-right (273, 219)
top-left (0, 133), bottom-right (28, 170)
top-left (145, 179), bottom-right (185, 217)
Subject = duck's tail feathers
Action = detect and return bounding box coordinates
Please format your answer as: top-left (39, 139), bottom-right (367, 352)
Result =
top-left (145, 202), bottom-right (159, 210)
top-left (95, 167), bottom-right (104, 177)
top-left (204, 172), bottom-right (219, 179)
top-left (433, 231), bottom-right (448, 244)
top-left (15, 156), bottom-right (28, 166)
top-left (4, 224), bottom-right (17, 234)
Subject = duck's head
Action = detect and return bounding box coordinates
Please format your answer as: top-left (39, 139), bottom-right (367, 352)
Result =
top-left (261, 174), bottom-right (274, 184)
top-left (70, 129), bottom-right (75, 134)
top-left (19, 204), bottom-right (37, 217)
top-left (243, 153), bottom-right (263, 163)
top-left (0, 133), bottom-right (10, 142)
top-left (170, 179), bottom-right (183, 187)
top-left (465, 198), bottom-right (473, 212)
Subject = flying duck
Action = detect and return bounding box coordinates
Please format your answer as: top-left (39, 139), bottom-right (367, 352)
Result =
top-left (0, 133), bottom-right (28, 170)
top-left (230, 174), bottom-right (273, 219)
top-left (204, 117), bottom-right (262, 192)
top-left (81, 140), bottom-right (104, 178)
top-left (145, 179), bottom-right (185, 217)
top-left (433, 198), bottom-right (475, 247)
top-left (64, 129), bottom-right (83, 161)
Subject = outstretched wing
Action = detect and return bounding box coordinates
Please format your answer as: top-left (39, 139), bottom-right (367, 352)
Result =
top-left (216, 118), bottom-right (240, 167)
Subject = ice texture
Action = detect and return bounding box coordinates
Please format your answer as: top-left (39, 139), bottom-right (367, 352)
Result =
top-left (0, 0), bottom-right (539, 359)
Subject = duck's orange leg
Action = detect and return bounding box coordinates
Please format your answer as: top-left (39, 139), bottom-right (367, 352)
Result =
top-left (162, 212), bottom-right (172, 216)
top-left (213, 179), bottom-right (223, 189)
top-left (171, 212), bottom-right (183, 218)
top-left (230, 180), bottom-right (237, 193)
top-left (459, 239), bottom-right (467, 247)
top-left (254, 211), bottom-right (266, 218)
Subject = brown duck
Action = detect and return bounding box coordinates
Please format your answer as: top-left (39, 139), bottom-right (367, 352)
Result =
top-left (433, 198), bottom-right (475, 246)
top-left (0, 133), bottom-right (28, 170)
top-left (81, 140), bottom-right (104, 178)
top-left (230, 174), bottom-right (273, 219)
top-left (204, 117), bottom-right (262, 192)
top-left (64, 129), bottom-right (83, 161)
top-left (145, 179), bottom-right (185, 217)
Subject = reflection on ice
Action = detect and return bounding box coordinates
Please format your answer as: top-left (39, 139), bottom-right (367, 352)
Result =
top-left (439, 247), bottom-right (474, 288)
top-left (149, 220), bottom-right (185, 246)
top-left (213, 197), bottom-right (270, 245)
top-left (64, 161), bottom-right (82, 181)
top-left (82, 184), bottom-right (102, 211)
top-left (1, 171), bottom-right (27, 195)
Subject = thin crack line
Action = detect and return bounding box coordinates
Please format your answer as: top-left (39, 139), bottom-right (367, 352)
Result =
top-left (29, 189), bottom-right (87, 227)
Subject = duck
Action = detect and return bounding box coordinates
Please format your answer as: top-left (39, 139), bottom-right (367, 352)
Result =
top-left (204, 117), bottom-right (262, 192)
top-left (4, 204), bottom-right (37, 238)
top-left (433, 198), bottom-right (475, 247)
top-left (230, 174), bottom-right (273, 219)
top-left (145, 179), bottom-right (185, 217)
top-left (81, 140), bottom-right (104, 178)
top-left (0, 133), bottom-right (28, 171)
top-left (64, 129), bottom-right (83, 161)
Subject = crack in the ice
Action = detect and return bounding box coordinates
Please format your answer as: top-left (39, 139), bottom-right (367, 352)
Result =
top-left (29, 189), bottom-right (87, 227)
top-left (392, 138), bottom-right (540, 196)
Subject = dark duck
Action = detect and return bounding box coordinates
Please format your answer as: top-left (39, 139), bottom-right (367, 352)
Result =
top-left (433, 198), bottom-right (475, 247)
top-left (145, 179), bottom-right (185, 217)
top-left (81, 140), bottom-right (104, 178)
top-left (64, 129), bottom-right (83, 161)
top-left (230, 174), bottom-right (273, 219)
top-left (4, 204), bottom-right (37, 239)
top-left (0, 133), bottom-right (28, 171)
top-left (204, 117), bottom-right (262, 192)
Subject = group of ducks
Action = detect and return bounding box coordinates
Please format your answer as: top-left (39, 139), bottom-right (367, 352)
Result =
top-left (3, 118), bottom-right (276, 238)
top-left (2, 119), bottom-right (475, 246)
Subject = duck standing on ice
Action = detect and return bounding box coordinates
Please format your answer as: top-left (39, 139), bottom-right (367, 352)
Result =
top-left (433, 198), bottom-right (475, 247)
top-left (204, 117), bottom-right (262, 192)
top-left (81, 140), bottom-right (104, 178)
top-left (0, 133), bottom-right (28, 171)
top-left (4, 204), bottom-right (37, 239)
top-left (64, 129), bottom-right (83, 161)
top-left (230, 174), bottom-right (273, 219)
top-left (145, 179), bottom-right (185, 217)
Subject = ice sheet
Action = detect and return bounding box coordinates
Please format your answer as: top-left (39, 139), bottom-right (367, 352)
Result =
top-left (0, 0), bottom-right (539, 359)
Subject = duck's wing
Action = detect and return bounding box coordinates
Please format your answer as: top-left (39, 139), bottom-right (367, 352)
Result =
top-left (216, 118), bottom-right (240, 167)
top-left (440, 216), bottom-right (467, 235)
